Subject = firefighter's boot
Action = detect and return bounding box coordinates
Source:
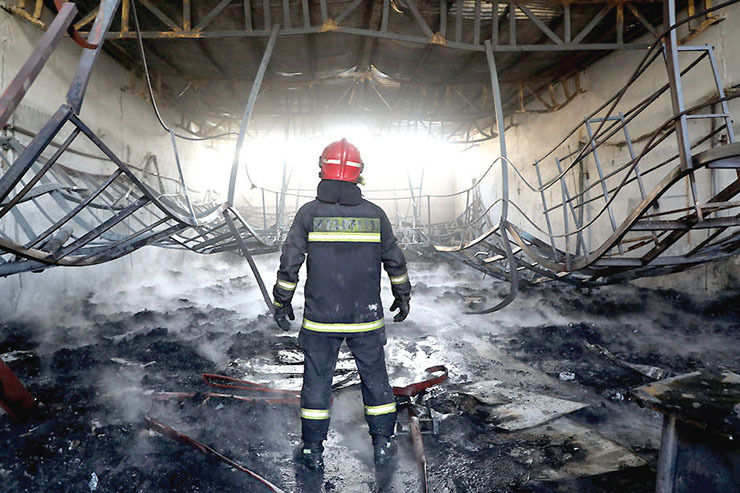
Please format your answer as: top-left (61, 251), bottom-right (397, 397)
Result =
top-left (373, 436), bottom-right (397, 467)
top-left (294, 441), bottom-right (324, 471)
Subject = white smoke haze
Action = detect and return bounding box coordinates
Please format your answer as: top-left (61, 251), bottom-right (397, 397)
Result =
top-left (1, 241), bottom-right (738, 491)
top-left (1, 244), bottom-right (730, 392)
top-left (94, 365), bottom-right (152, 425)
top-left (2, 248), bottom-right (278, 362)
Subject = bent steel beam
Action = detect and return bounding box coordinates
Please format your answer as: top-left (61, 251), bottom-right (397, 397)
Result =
top-left (224, 209), bottom-right (275, 315)
top-left (66, 0), bottom-right (122, 113)
top-left (228, 26), bottom-right (279, 206)
top-left (0, 2), bottom-right (76, 128)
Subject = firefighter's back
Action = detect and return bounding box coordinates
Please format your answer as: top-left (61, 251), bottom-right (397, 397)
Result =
top-left (297, 196), bottom-right (389, 331)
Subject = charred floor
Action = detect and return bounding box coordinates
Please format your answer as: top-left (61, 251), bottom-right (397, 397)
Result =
top-left (2, 0), bottom-right (740, 491)
top-left (1, 254), bottom-right (739, 492)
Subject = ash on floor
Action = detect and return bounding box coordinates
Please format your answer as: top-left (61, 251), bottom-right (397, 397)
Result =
top-left (1, 254), bottom-right (738, 492)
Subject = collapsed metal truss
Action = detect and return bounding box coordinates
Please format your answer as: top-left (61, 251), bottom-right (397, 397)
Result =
top-left (431, 0), bottom-right (740, 299)
top-left (0, 0), bottom-right (739, 315)
top-left (0, 0), bottom-right (280, 313)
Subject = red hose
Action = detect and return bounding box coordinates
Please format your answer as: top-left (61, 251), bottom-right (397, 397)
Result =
top-left (393, 365), bottom-right (448, 397)
top-left (202, 373), bottom-right (300, 397)
top-left (0, 360), bottom-right (36, 421)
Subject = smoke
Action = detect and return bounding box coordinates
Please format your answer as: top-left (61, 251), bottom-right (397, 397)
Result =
top-left (380, 259), bottom-right (574, 387)
top-left (3, 242), bottom-right (726, 393)
top-left (94, 364), bottom-right (152, 425)
top-left (2, 236), bottom-right (738, 492)
top-left (0, 246), bottom-right (282, 354)
top-left (0, 242), bottom-right (663, 398)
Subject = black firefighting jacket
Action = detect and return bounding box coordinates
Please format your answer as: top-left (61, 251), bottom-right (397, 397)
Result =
top-left (273, 179), bottom-right (411, 337)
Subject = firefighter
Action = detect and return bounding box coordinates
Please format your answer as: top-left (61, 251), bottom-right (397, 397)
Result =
top-left (271, 138), bottom-right (411, 471)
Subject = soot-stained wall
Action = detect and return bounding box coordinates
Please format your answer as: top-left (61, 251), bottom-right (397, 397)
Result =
top-left (0, 8), bottom-right (231, 198)
top-left (0, 9), bottom-right (234, 307)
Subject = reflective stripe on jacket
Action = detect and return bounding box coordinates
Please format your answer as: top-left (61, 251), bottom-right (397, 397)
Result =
top-left (274, 180), bottom-right (410, 337)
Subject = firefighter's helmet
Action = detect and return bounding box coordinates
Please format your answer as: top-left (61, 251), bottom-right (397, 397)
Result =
top-left (318, 138), bottom-right (363, 183)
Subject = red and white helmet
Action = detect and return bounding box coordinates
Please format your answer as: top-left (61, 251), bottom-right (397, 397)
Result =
top-left (319, 138), bottom-right (363, 183)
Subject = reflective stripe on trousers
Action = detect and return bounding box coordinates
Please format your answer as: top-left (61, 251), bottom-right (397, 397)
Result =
top-left (364, 402), bottom-right (396, 416)
top-left (276, 279), bottom-right (297, 291)
top-left (300, 408), bottom-right (330, 420)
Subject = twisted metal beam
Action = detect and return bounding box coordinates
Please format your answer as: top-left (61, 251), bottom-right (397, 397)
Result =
top-left (0, 0), bottom-right (739, 319)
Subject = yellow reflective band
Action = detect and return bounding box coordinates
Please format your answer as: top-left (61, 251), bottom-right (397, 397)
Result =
top-left (273, 299), bottom-right (283, 307)
top-left (308, 232), bottom-right (381, 243)
top-left (364, 402), bottom-right (397, 416)
top-left (302, 318), bottom-right (385, 333)
top-left (300, 408), bottom-right (330, 420)
top-left (276, 279), bottom-right (297, 291)
top-left (390, 273), bottom-right (409, 285)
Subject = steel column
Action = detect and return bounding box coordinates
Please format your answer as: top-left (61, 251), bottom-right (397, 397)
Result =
top-left (169, 130), bottom-right (198, 225)
top-left (585, 119), bottom-right (623, 253)
top-left (439, 0), bottom-right (447, 37)
top-left (480, 40), bottom-right (518, 313)
top-left (535, 161), bottom-right (558, 258)
top-left (66, 0), bottom-right (122, 113)
top-left (656, 416), bottom-right (678, 493)
top-left (0, 2), bottom-right (76, 128)
top-left (227, 26), bottom-right (279, 206)
top-left (455, 0), bottom-right (462, 42)
top-left (705, 46), bottom-right (736, 144)
top-left (662, 0), bottom-right (691, 170)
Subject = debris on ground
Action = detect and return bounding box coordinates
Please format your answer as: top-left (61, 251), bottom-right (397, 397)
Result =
top-left (559, 372), bottom-right (576, 381)
top-left (0, 258), bottom-right (738, 491)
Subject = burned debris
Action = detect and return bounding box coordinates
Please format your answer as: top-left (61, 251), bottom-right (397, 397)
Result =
top-left (1, 0), bottom-right (740, 491)
top-left (2, 260), bottom-right (739, 491)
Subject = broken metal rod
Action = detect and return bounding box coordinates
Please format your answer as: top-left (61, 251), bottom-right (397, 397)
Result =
top-left (0, 1), bottom-right (76, 128)
top-left (145, 415), bottom-right (285, 492)
top-left (393, 366), bottom-right (448, 492)
top-left (223, 210), bottom-right (275, 315)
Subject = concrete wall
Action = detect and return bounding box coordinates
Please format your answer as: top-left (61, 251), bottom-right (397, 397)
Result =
top-left (0, 8), bottom-right (235, 308)
top-left (463, 4), bottom-right (740, 292)
top-left (0, 8), bottom-right (231, 198)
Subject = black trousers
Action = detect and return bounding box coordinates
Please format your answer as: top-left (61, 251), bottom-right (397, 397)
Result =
top-left (299, 329), bottom-right (397, 443)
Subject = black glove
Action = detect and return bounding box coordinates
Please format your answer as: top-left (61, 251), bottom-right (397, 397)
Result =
top-left (273, 301), bottom-right (295, 331)
top-left (390, 294), bottom-right (410, 322)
